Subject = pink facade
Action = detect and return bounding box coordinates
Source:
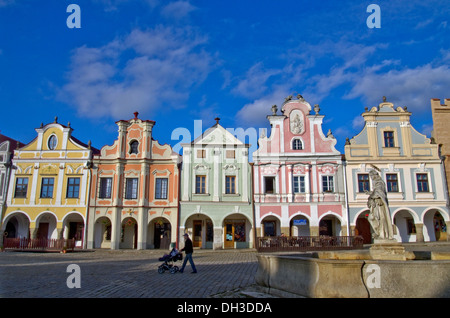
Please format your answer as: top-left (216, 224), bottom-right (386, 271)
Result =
top-left (253, 96), bottom-right (348, 237)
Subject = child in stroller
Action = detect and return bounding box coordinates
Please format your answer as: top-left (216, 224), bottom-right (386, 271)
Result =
top-left (158, 248), bottom-right (183, 274)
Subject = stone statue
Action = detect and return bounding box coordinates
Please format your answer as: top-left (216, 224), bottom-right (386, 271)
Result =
top-left (365, 169), bottom-right (394, 241)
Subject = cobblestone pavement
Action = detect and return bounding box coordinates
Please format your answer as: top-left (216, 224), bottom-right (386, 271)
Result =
top-left (0, 249), bottom-right (259, 298)
top-left (2, 242), bottom-right (449, 299)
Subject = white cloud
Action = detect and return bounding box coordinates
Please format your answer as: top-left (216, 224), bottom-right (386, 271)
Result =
top-left (236, 86), bottom-right (290, 127)
top-left (346, 64), bottom-right (450, 112)
top-left (0, 0), bottom-right (14, 7)
top-left (236, 38), bottom-right (450, 127)
top-left (58, 26), bottom-right (214, 119)
top-left (231, 62), bottom-right (281, 99)
top-left (161, 1), bottom-right (197, 20)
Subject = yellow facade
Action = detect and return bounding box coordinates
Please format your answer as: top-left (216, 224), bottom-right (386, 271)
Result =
top-left (2, 121), bottom-right (97, 248)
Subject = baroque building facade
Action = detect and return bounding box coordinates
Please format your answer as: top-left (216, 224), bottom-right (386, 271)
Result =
top-left (252, 95), bottom-right (348, 239)
top-left (345, 98), bottom-right (449, 243)
top-left (1, 119), bottom-right (97, 248)
top-left (179, 118), bottom-right (253, 249)
top-left (0, 134), bottom-right (24, 241)
top-left (87, 112), bottom-right (181, 250)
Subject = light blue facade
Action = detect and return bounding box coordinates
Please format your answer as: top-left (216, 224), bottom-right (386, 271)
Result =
top-left (345, 100), bottom-right (449, 243)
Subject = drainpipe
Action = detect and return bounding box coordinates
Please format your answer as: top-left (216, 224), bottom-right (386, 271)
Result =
top-left (342, 156), bottom-right (351, 240)
top-left (83, 148), bottom-right (94, 250)
top-left (176, 162), bottom-right (182, 249)
top-left (84, 165), bottom-right (92, 249)
top-left (250, 162), bottom-right (256, 249)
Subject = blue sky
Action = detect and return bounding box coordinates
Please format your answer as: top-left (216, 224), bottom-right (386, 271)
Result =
top-left (0, 0), bottom-right (449, 157)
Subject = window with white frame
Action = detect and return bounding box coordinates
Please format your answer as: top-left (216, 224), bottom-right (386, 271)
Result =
top-left (357, 174), bottom-right (370, 192)
top-left (99, 177), bottom-right (112, 199)
top-left (225, 176), bottom-right (236, 194)
top-left (48, 135), bottom-right (58, 150)
top-left (292, 139), bottom-right (303, 150)
top-left (293, 176), bottom-right (306, 193)
top-left (386, 173), bottom-right (399, 192)
top-left (383, 131), bottom-right (395, 148)
top-left (125, 178), bottom-right (138, 199)
top-left (264, 176), bottom-right (276, 194)
top-left (155, 178), bottom-right (168, 199)
top-left (195, 175), bottom-right (206, 194)
top-left (416, 173), bottom-right (429, 192)
top-left (129, 140), bottom-right (139, 154)
top-left (14, 177), bottom-right (28, 198)
top-left (322, 175), bottom-right (334, 192)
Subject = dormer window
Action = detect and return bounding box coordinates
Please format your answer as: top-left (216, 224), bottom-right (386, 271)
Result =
top-left (130, 140), bottom-right (139, 154)
top-left (292, 139), bottom-right (303, 150)
top-left (48, 135), bottom-right (57, 150)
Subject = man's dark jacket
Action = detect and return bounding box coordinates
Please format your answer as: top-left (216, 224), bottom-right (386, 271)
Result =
top-left (182, 238), bottom-right (194, 254)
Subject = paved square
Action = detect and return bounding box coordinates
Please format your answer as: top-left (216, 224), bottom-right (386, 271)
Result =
top-left (0, 249), bottom-right (258, 298)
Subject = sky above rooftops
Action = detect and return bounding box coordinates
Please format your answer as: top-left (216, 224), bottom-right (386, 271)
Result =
top-left (0, 0), bottom-right (448, 158)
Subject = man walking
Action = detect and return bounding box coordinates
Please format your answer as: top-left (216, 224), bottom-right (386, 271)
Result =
top-left (180, 233), bottom-right (197, 273)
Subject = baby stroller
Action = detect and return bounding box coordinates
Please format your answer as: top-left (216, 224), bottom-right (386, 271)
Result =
top-left (158, 248), bottom-right (183, 274)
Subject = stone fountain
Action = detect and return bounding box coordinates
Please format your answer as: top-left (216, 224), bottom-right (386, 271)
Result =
top-left (255, 168), bottom-right (450, 298)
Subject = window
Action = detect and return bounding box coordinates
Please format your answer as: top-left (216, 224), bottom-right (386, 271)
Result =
top-left (14, 177), bottom-right (28, 198)
top-left (384, 131), bottom-right (395, 148)
top-left (125, 178), bottom-right (138, 199)
top-left (67, 177), bottom-right (80, 198)
top-left (292, 139), bottom-right (303, 150)
top-left (226, 176), bottom-right (236, 194)
top-left (358, 174), bottom-right (370, 192)
top-left (293, 176), bottom-right (305, 193)
top-left (416, 173), bottom-right (429, 192)
top-left (196, 175), bottom-right (206, 194)
top-left (99, 178), bottom-right (112, 199)
top-left (264, 177), bottom-right (276, 194)
top-left (197, 149), bottom-right (206, 158)
top-left (40, 178), bottom-right (54, 198)
top-left (386, 174), bottom-right (398, 192)
top-left (155, 178), bottom-right (168, 199)
top-left (48, 135), bottom-right (57, 150)
top-left (322, 175), bottom-right (334, 192)
top-left (130, 141), bottom-right (139, 154)
top-left (226, 150), bottom-right (235, 159)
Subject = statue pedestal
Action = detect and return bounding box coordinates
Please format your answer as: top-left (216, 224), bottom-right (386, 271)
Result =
top-left (369, 240), bottom-right (414, 261)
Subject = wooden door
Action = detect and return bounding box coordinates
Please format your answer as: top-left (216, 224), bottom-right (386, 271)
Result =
top-left (193, 221), bottom-right (202, 248)
top-left (36, 223), bottom-right (49, 239)
top-left (224, 223), bottom-right (234, 249)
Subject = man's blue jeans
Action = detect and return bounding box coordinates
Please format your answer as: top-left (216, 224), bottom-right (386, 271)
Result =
top-left (180, 253), bottom-right (197, 273)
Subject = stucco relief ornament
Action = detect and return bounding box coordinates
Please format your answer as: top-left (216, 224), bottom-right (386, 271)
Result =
top-left (365, 167), bottom-right (394, 241)
top-left (290, 113), bottom-right (304, 134)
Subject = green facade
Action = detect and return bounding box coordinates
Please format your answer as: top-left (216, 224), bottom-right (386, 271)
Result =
top-left (179, 122), bottom-right (253, 249)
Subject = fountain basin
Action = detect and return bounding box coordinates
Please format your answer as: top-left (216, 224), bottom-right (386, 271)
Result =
top-left (255, 250), bottom-right (450, 298)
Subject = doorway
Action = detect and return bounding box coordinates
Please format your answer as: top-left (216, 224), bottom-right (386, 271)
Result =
top-left (36, 223), bottom-right (49, 239)
top-left (355, 214), bottom-right (372, 244)
top-left (224, 223), bottom-right (234, 249)
top-left (193, 220), bottom-right (202, 248)
top-left (319, 219), bottom-right (332, 236)
top-left (154, 221), bottom-right (171, 249)
top-left (224, 221), bottom-right (246, 249)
